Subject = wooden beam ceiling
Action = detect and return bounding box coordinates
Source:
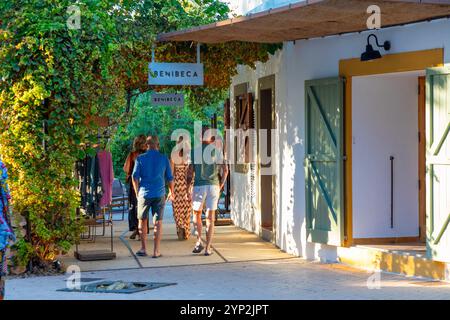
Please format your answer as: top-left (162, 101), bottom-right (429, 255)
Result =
top-left (158, 0), bottom-right (450, 43)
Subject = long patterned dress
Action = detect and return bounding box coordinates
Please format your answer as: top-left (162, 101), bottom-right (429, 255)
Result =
top-left (173, 164), bottom-right (193, 240)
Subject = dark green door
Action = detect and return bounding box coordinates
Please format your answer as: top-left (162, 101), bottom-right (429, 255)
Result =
top-left (305, 77), bottom-right (345, 246)
top-left (426, 67), bottom-right (450, 262)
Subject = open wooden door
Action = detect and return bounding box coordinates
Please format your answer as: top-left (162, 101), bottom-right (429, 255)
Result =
top-left (426, 67), bottom-right (450, 262)
top-left (305, 77), bottom-right (345, 246)
top-left (224, 98), bottom-right (231, 212)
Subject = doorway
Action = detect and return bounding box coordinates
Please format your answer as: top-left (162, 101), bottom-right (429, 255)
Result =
top-left (339, 48), bottom-right (444, 248)
top-left (351, 71), bottom-right (423, 245)
top-left (258, 75), bottom-right (275, 241)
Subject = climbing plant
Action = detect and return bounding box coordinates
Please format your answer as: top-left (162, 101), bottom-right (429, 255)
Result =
top-left (0, 0), bottom-right (124, 266)
top-left (0, 0), bottom-right (281, 268)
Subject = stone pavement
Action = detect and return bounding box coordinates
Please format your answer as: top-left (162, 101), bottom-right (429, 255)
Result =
top-left (58, 205), bottom-right (292, 272)
top-left (4, 207), bottom-right (450, 300)
top-left (5, 258), bottom-right (450, 300)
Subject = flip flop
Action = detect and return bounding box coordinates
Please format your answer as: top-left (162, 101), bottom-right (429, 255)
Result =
top-left (204, 250), bottom-right (214, 256)
top-left (152, 254), bottom-right (163, 259)
top-left (136, 250), bottom-right (147, 257)
top-left (192, 243), bottom-right (204, 254)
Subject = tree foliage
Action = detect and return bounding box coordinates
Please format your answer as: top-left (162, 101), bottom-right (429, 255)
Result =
top-left (0, 0), bottom-right (280, 267)
top-left (111, 90), bottom-right (224, 183)
top-left (0, 0), bottom-right (125, 265)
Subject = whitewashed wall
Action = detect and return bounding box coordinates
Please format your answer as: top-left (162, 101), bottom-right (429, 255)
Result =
top-left (230, 18), bottom-right (450, 262)
top-left (352, 72), bottom-right (420, 239)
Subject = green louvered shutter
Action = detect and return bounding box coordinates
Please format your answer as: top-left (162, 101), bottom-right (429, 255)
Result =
top-left (305, 77), bottom-right (345, 246)
top-left (426, 66), bottom-right (450, 262)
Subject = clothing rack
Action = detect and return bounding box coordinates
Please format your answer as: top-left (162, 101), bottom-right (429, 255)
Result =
top-left (74, 128), bottom-right (116, 261)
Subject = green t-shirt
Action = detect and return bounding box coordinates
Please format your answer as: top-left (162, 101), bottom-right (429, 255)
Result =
top-left (191, 143), bottom-right (221, 186)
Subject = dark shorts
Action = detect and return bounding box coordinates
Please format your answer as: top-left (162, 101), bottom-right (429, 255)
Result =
top-left (137, 196), bottom-right (166, 221)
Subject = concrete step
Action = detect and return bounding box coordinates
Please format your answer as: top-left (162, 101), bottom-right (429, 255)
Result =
top-left (337, 245), bottom-right (449, 281)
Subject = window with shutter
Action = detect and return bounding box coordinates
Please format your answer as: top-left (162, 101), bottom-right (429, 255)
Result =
top-left (235, 93), bottom-right (254, 170)
top-left (234, 83), bottom-right (254, 173)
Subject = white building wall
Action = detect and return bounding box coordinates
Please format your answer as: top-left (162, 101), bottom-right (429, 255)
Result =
top-left (230, 18), bottom-right (450, 262)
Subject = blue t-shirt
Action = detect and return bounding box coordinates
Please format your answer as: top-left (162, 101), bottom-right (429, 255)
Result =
top-left (132, 150), bottom-right (173, 199)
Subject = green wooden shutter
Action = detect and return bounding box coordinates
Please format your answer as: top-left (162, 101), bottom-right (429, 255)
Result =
top-left (305, 77), bottom-right (345, 246)
top-left (426, 66), bottom-right (450, 262)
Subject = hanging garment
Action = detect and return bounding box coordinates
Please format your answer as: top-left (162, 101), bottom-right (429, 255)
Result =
top-left (75, 156), bottom-right (92, 210)
top-left (0, 161), bottom-right (15, 252)
top-left (97, 150), bottom-right (114, 208)
top-left (173, 164), bottom-right (194, 240)
top-left (87, 154), bottom-right (102, 215)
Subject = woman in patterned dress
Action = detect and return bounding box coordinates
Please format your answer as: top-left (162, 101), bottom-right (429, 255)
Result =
top-left (170, 137), bottom-right (193, 240)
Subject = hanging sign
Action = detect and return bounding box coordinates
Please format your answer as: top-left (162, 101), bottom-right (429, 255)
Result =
top-left (148, 62), bottom-right (204, 86)
top-left (151, 93), bottom-right (184, 107)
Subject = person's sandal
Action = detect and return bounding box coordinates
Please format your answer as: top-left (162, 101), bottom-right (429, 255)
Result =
top-left (192, 243), bottom-right (204, 254)
top-left (130, 230), bottom-right (138, 240)
top-left (204, 249), bottom-right (214, 256)
top-left (152, 254), bottom-right (163, 259)
top-left (136, 250), bottom-right (147, 257)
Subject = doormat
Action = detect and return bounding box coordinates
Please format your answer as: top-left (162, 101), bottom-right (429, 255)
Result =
top-left (58, 280), bottom-right (177, 294)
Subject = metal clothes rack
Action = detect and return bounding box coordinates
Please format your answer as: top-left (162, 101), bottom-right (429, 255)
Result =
top-left (74, 126), bottom-right (116, 261)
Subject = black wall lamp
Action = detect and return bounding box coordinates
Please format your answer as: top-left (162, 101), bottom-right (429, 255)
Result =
top-left (361, 34), bottom-right (391, 62)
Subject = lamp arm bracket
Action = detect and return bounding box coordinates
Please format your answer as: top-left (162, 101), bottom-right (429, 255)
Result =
top-left (367, 34), bottom-right (391, 51)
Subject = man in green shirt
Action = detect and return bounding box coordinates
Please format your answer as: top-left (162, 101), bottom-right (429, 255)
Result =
top-left (187, 126), bottom-right (228, 256)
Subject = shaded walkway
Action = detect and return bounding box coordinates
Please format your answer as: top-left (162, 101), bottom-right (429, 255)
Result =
top-left (59, 206), bottom-right (292, 272)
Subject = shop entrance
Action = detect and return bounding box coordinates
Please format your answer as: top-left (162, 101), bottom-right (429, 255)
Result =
top-left (351, 71), bottom-right (424, 247)
top-left (338, 49), bottom-right (446, 257)
top-left (258, 75), bottom-right (275, 241)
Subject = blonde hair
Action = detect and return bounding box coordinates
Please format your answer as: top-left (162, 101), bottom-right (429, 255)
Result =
top-left (133, 135), bottom-right (147, 152)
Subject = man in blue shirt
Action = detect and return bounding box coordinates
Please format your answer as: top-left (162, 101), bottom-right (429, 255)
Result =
top-left (132, 136), bottom-right (174, 258)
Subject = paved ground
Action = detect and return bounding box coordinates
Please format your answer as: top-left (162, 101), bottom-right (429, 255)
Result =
top-left (58, 205), bottom-right (292, 271)
top-left (5, 258), bottom-right (450, 300)
top-left (4, 206), bottom-right (450, 300)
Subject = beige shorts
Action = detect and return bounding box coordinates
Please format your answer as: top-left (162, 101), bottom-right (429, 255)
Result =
top-left (192, 185), bottom-right (220, 212)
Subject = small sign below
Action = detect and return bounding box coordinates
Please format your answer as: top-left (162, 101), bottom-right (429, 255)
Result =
top-left (151, 93), bottom-right (185, 107)
top-left (149, 62), bottom-right (204, 86)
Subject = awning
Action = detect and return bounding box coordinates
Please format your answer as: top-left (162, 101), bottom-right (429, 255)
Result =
top-left (158, 0), bottom-right (450, 43)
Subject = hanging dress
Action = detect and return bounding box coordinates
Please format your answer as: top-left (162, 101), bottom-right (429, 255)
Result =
top-left (0, 160), bottom-right (15, 300)
top-left (173, 163), bottom-right (193, 240)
